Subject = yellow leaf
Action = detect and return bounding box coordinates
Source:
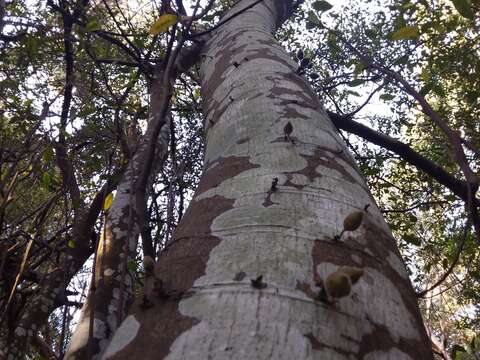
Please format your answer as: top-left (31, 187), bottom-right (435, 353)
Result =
top-left (421, 68), bottom-right (430, 82)
top-left (103, 193), bottom-right (113, 211)
top-left (149, 14), bottom-right (178, 35)
top-left (390, 26), bottom-right (419, 41)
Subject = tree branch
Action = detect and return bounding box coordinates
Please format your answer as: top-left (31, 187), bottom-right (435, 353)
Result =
top-left (328, 111), bottom-right (479, 209)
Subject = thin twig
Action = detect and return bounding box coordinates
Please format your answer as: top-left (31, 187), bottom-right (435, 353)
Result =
top-left (188, 0), bottom-right (265, 38)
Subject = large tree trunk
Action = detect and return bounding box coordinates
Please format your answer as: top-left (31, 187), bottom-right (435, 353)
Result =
top-left (102, 1), bottom-right (433, 358)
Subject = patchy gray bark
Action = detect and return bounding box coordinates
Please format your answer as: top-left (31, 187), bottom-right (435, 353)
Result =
top-left (64, 72), bottom-right (172, 360)
top-left (102, 1), bottom-right (433, 359)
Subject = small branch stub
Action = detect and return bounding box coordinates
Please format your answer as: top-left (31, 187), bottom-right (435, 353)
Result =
top-left (251, 275), bottom-right (267, 289)
top-left (284, 122), bottom-right (294, 144)
top-left (270, 177), bottom-right (279, 192)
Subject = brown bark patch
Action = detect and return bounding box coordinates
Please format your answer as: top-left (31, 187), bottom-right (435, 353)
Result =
top-left (295, 281), bottom-right (317, 300)
top-left (201, 155), bottom-right (261, 195)
top-left (280, 104), bottom-right (310, 120)
top-left (109, 156), bottom-right (259, 359)
top-left (358, 319), bottom-right (433, 359)
top-left (108, 298), bottom-right (200, 360)
top-left (266, 73), bottom-right (322, 112)
top-left (160, 195), bottom-right (234, 293)
top-left (304, 332), bottom-right (353, 357)
top-left (201, 36), bottom-right (247, 101)
top-left (309, 148), bottom-right (357, 184)
top-left (286, 146), bottom-right (358, 186)
top-left (310, 240), bottom-right (365, 285)
top-left (109, 194), bottom-right (233, 359)
top-left (249, 39), bottom-right (295, 70)
top-left (109, 155), bottom-right (260, 358)
top-left (283, 174), bottom-right (305, 190)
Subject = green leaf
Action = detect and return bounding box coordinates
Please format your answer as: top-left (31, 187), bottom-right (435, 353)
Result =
top-left (127, 260), bottom-right (138, 272)
top-left (348, 79), bottom-right (364, 87)
top-left (404, 233), bottom-right (421, 246)
top-left (402, 2), bottom-right (416, 9)
top-left (380, 94), bottom-right (395, 101)
top-left (42, 172), bottom-right (51, 188)
top-left (390, 26), bottom-right (420, 40)
top-left (394, 15), bottom-right (407, 30)
top-left (306, 11), bottom-right (323, 29)
top-left (451, 344), bottom-right (467, 359)
top-left (42, 147), bottom-right (54, 163)
top-left (353, 61), bottom-right (366, 75)
top-left (419, 82), bottom-right (434, 96)
top-left (312, 0), bottom-right (333, 11)
top-left (420, 68), bottom-right (430, 82)
top-left (26, 36), bottom-right (39, 57)
top-left (149, 14), bottom-right (178, 35)
top-left (67, 240), bottom-right (76, 248)
top-left (365, 29), bottom-right (376, 39)
top-left (72, 198), bottom-right (81, 209)
top-left (465, 91), bottom-right (478, 104)
top-left (85, 20), bottom-right (101, 32)
top-left (451, 0), bottom-right (474, 19)
top-left (193, 88), bottom-right (201, 100)
top-left (472, 335), bottom-right (480, 351)
top-left (433, 84), bottom-right (445, 97)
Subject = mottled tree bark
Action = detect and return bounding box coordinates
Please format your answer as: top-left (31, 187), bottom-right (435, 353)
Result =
top-left (102, 1), bottom-right (433, 359)
top-left (64, 70), bottom-right (172, 360)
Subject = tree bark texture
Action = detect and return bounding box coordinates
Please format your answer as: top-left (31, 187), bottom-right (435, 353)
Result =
top-left (65, 71), bottom-right (171, 360)
top-left (102, 1), bottom-right (433, 359)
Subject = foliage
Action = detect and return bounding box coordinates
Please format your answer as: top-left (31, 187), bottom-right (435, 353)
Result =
top-left (0, 0), bottom-right (479, 357)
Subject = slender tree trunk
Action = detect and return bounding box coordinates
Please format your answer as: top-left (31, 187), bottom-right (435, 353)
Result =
top-left (102, 1), bottom-right (433, 359)
top-left (65, 70), bottom-right (172, 360)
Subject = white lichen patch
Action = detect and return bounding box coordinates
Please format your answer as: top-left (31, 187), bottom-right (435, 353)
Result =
top-left (107, 311), bottom-right (117, 333)
top-left (112, 288), bottom-right (121, 299)
top-left (386, 252), bottom-right (410, 280)
top-left (67, 316), bottom-right (109, 358)
top-left (102, 315), bottom-right (140, 359)
top-left (286, 173), bottom-right (309, 187)
top-left (170, 284), bottom-right (377, 359)
top-left (104, 268), bottom-right (115, 277)
top-left (351, 254), bottom-right (362, 264)
top-left (166, 292), bottom-right (314, 360)
top-left (14, 327), bottom-right (26, 336)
